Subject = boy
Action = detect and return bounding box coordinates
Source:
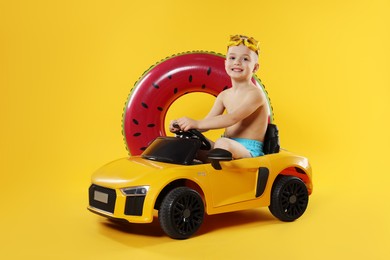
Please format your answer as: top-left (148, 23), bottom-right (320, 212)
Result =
top-left (170, 35), bottom-right (268, 159)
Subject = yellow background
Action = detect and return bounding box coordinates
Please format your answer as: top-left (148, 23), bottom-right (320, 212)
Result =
top-left (1, 0), bottom-right (389, 259)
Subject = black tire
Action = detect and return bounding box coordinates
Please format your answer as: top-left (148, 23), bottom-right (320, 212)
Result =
top-left (269, 176), bottom-right (309, 222)
top-left (158, 187), bottom-right (205, 239)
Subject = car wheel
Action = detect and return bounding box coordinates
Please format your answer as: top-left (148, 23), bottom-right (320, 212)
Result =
top-left (159, 187), bottom-right (204, 239)
top-left (269, 176), bottom-right (309, 222)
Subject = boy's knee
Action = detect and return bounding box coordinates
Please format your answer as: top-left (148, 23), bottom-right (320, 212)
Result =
top-left (214, 138), bottom-right (230, 150)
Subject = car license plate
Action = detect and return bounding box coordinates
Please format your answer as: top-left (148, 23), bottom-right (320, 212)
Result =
top-left (94, 190), bottom-right (109, 204)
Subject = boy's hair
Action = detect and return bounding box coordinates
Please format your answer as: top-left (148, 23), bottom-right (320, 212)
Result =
top-left (227, 35), bottom-right (260, 55)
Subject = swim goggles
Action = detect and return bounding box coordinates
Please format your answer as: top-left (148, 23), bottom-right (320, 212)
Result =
top-left (227, 35), bottom-right (260, 54)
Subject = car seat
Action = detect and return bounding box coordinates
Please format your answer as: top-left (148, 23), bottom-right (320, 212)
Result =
top-left (263, 124), bottom-right (280, 154)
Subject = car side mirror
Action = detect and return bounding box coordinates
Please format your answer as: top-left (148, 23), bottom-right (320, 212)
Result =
top-left (208, 148), bottom-right (233, 170)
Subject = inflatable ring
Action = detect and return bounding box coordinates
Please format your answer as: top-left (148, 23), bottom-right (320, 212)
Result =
top-left (122, 51), bottom-right (274, 155)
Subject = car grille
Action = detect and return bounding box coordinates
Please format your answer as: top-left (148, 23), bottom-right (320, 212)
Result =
top-left (89, 184), bottom-right (116, 213)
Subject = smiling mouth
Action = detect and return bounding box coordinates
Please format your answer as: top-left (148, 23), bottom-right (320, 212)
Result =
top-left (232, 68), bottom-right (243, 72)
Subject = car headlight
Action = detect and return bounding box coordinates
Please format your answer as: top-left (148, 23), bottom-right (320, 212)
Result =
top-left (121, 186), bottom-right (149, 196)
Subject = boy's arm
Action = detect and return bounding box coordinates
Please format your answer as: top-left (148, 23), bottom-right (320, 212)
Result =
top-left (204, 93), bottom-right (225, 119)
top-left (177, 91), bottom-right (264, 131)
top-left (197, 93), bottom-right (264, 130)
top-left (173, 92), bottom-right (225, 132)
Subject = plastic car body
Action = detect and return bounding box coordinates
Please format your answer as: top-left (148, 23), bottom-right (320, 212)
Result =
top-left (88, 126), bottom-right (313, 239)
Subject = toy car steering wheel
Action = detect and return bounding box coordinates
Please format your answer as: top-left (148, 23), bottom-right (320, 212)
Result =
top-left (188, 129), bottom-right (211, 150)
top-left (173, 124), bottom-right (211, 150)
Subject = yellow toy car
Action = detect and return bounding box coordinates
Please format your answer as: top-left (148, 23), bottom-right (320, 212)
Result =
top-left (88, 125), bottom-right (313, 239)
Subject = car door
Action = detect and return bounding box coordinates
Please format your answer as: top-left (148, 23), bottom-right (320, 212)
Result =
top-left (205, 156), bottom-right (270, 208)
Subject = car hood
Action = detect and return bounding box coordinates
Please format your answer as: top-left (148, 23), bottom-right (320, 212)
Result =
top-left (91, 156), bottom-right (178, 189)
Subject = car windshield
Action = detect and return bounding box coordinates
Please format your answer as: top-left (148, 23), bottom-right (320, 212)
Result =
top-left (142, 137), bottom-right (200, 165)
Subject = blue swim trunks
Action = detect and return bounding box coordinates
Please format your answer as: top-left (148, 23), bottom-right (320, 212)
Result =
top-left (230, 138), bottom-right (264, 157)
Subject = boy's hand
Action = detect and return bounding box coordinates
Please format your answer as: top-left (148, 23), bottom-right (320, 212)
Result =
top-left (169, 120), bottom-right (181, 133)
top-left (176, 117), bottom-right (198, 132)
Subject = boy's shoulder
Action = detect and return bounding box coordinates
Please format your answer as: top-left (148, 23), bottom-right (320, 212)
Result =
top-left (218, 87), bottom-right (231, 97)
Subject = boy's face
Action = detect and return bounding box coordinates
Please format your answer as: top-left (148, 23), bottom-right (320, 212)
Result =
top-left (225, 44), bottom-right (259, 81)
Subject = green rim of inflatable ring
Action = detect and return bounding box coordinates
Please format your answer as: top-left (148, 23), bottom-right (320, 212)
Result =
top-left (122, 51), bottom-right (274, 156)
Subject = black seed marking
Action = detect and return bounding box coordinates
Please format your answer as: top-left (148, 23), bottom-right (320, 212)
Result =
top-left (152, 82), bottom-right (159, 89)
top-left (174, 88), bottom-right (178, 94)
top-left (141, 102), bottom-right (148, 108)
top-left (133, 119), bottom-right (139, 125)
top-left (207, 67), bottom-right (212, 75)
top-left (133, 133), bottom-right (141, 137)
top-left (168, 75), bottom-right (172, 79)
top-left (189, 75), bottom-right (193, 82)
top-left (223, 86), bottom-right (229, 91)
top-left (147, 124), bottom-right (155, 127)
top-left (157, 107), bottom-right (163, 111)
top-left (201, 84), bottom-right (206, 89)
top-left (140, 147), bottom-right (147, 151)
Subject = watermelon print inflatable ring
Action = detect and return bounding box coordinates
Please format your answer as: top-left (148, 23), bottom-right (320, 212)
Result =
top-left (122, 51), bottom-right (274, 155)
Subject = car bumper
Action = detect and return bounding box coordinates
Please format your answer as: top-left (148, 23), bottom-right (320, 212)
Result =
top-left (88, 184), bottom-right (154, 223)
